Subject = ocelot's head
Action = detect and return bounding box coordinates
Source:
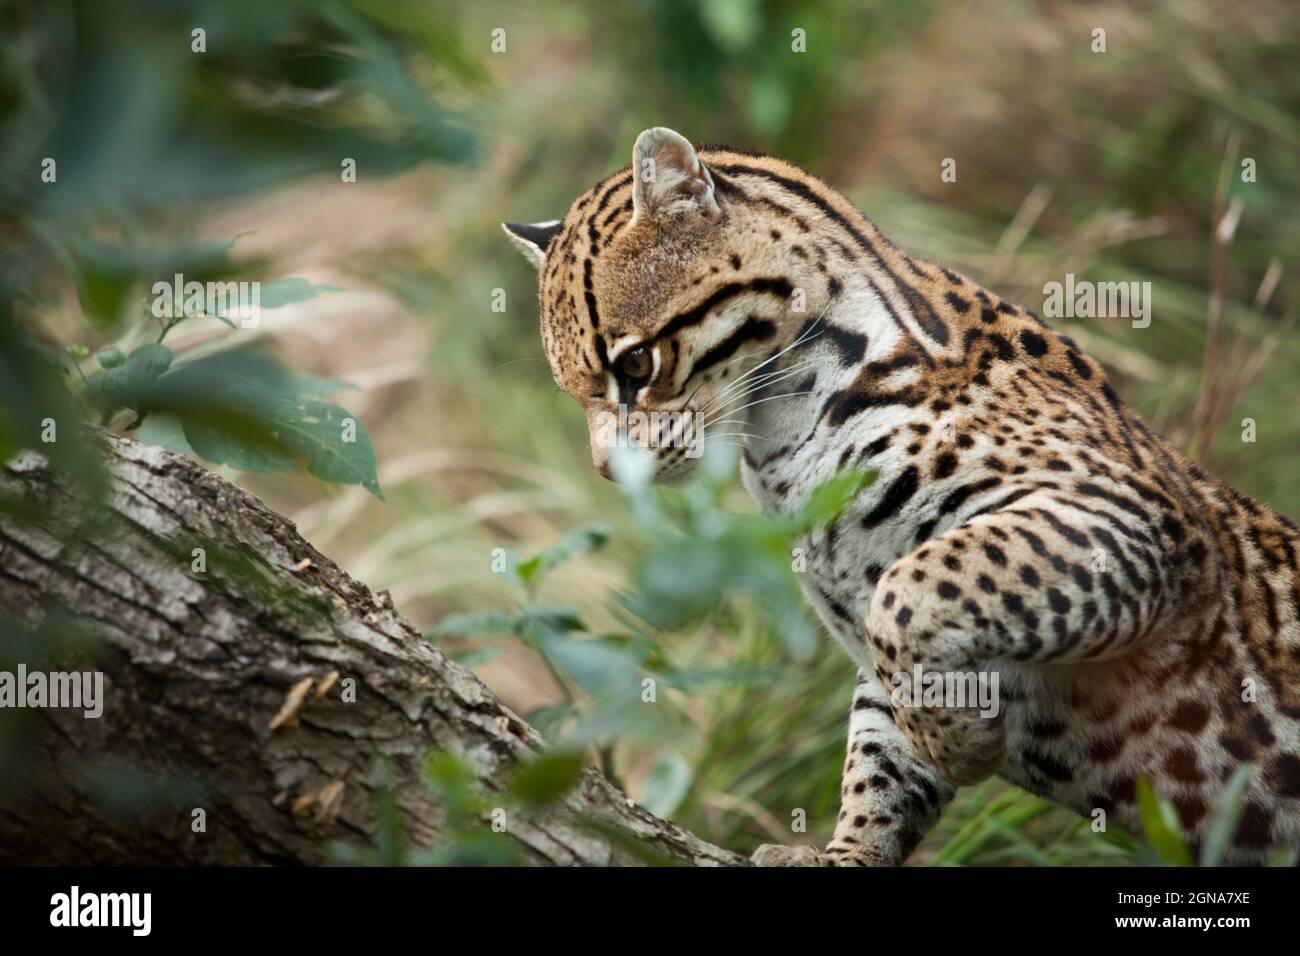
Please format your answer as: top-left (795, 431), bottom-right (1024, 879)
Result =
top-left (503, 127), bottom-right (803, 482)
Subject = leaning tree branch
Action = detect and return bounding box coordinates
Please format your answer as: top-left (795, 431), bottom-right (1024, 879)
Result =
top-left (0, 432), bottom-right (745, 866)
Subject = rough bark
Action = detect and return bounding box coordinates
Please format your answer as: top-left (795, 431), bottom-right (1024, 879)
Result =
top-left (0, 432), bottom-right (745, 866)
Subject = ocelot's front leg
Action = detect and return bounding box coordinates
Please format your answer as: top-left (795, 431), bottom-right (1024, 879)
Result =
top-left (753, 669), bottom-right (954, 866)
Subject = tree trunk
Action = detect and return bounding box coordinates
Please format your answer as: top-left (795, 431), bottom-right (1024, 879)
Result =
top-left (0, 432), bottom-right (745, 866)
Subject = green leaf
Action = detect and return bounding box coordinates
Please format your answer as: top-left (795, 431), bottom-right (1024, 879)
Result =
top-left (422, 752), bottom-right (483, 834)
top-left (1199, 765), bottom-right (1252, 866)
top-left (182, 393), bottom-right (383, 498)
top-left (293, 373), bottom-right (358, 397)
top-left (125, 349), bottom-right (383, 497)
top-left (271, 397), bottom-right (384, 497)
top-left (516, 604), bottom-right (585, 634)
top-left (447, 646), bottom-right (502, 670)
top-left (424, 751), bottom-right (477, 789)
top-left (180, 413), bottom-right (296, 473)
top-left (632, 538), bottom-right (731, 628)
top-left (94, 346), bottom-right (125, 369)
top-left (798, 467), bottom-right (877, 530)
top-left (524, 704), bottom-right (576, 741)
top-left (561, 694), bottom-right (686, 747)
top-left (515, 524), bottom-right (612, 587)
top-left (126, 343), bottom-right (173, 375)
top-left (428, 609), bottom-right (517, 639)
top-left (1136, 776), bottom-right (1192, 866)
top-left (535, 631), bottom-right (642, 696)
top-left (640, 751), bottom-right (692, 818)
top-left (254, 278), bottom-right (343, 310)
top-left (84, 343), bottom-right (173, 418)
top-left (507, 751), bottom-right (584, 807)
top-left (0, 296), bottom-right (101, 494)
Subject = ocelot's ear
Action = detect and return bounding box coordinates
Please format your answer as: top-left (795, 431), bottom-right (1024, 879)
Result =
top-left (631, 127), bottom-right (720, 224)
top-left (501, 219), bottom-right (562, 269)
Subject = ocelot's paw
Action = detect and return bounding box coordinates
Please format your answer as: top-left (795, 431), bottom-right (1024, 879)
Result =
top-left (751, 843), bottom-right (825, 867)
top-left (822, 842), bottom-right (899, 866)
top-left (752, 842), bottom-right (897, 867)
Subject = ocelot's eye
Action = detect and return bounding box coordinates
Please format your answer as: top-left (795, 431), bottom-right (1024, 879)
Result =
top-left (618, 346), bottom-right (652, 381)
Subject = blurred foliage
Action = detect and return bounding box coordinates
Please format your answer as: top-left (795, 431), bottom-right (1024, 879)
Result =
top-left (430, 450), bottom-right (872, 794)
top-left (604, 0), bottom-right (929, 161)
top-left (0, 0), bottom-right (482, 823)
top-left (0, 0), bottom-right (486, 496)
top-left (426, 448), bottom-right (1134, 866)
top-left (1134, 768), bottom-right (1296, 868)
top-left (0, 0), bottom-right (479, 218)
top-left (333, 750), bottom-right (617, 867)
top-left (0, 603), bottom-right (101, 796)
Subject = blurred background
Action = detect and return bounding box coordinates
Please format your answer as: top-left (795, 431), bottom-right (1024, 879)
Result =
top-left (2, 0), bottom-right (1297, 865)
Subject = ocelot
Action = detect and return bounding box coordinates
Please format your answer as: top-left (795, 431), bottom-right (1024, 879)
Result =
top-left (504, 127), bottom-right (1300, 865)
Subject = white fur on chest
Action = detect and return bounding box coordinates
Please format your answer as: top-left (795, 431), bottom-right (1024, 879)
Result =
top-left (734, 285), bottom-right (921, 669)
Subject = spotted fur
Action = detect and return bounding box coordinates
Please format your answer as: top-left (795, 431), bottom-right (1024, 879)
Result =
top-left (504, 127), bottom-right (1300, 865)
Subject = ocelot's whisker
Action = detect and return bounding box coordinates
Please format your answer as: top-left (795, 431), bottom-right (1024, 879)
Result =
top-left (704, 356), bottom-right (818, 408)
top-left (700, 440), bottom-right (758, 453)
top-left (703, 314), bottom-right (828, 407)
top-left (706, 355), bottom-right (813, 411)
top-left (702, 389), bottom-right (813, 428)
top-left (684, 344), bottom-right (781, 411)
top-left (703, 366), bottom-right (819, 420)
top-left (702, 427), bottom-right (769, 445)
top-left (704, 417), bottom-right (758, 430)
top-left (700, 359), bottom-right (818, 416)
